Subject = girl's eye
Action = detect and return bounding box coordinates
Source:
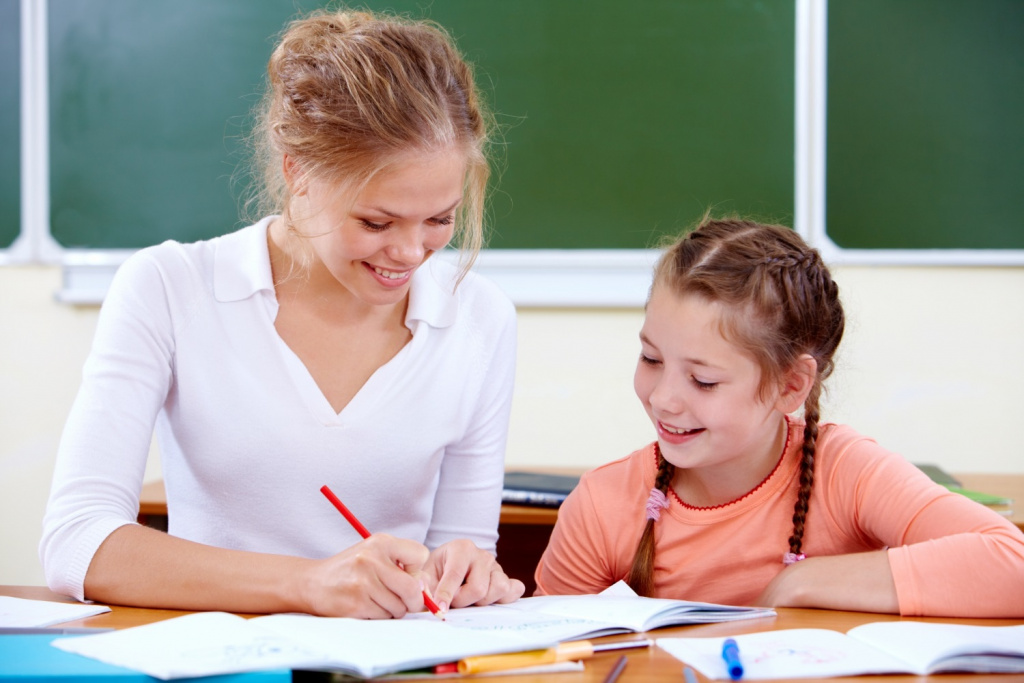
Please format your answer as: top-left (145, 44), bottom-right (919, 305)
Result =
top-left (693, 378), bottom-right (718, 391)
top-left (359, 219), bottom-right (390, 232)
top-left (639, 353), bottom-right (661, 366)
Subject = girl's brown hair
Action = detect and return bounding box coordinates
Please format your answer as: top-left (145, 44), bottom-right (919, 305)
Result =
top-left (245, 8), bottom-right (493, 278)
top-left (625, 217), bottom-right (845, 596)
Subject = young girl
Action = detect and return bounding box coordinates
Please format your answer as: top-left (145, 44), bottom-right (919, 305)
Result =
top-left (534, 218), bottom-right (1024, 617)
top-left (41, 9), bottom-right (524, 618)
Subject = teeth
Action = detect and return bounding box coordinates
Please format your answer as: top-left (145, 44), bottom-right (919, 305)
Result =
top-left (662, 424), bottom-right (694, 435)
top-left (374, 267), bottom-right (407, 280)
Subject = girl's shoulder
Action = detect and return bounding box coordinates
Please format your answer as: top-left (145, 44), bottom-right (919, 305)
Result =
top-left (577, 442), bottom-right (659, 499)
top-left (812, 421), bottom-right (923, 481)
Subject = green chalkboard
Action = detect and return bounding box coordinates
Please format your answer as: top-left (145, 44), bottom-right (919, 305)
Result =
top-left (47, 0), bottom-right (795, 251)
top-left (0, 0), bottom-right (19, 249)
top-left (826, 0), bottom-right (1024, 250)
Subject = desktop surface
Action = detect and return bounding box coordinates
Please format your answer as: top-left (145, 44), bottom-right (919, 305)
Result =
top-left (4, 586), bottom-right (1022, 682)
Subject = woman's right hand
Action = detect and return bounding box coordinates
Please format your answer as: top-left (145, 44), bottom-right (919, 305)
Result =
top-left (299, 533), bottom-right (432, 618)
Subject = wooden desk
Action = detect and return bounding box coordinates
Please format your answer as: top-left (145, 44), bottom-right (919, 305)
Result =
top-left (5, 585), bottom-right (1022, 682)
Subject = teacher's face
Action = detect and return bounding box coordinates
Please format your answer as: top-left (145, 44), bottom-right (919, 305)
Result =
top-left (302, 148), bottom-right (465, 308)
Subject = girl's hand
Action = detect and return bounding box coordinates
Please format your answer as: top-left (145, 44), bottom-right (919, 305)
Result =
top-left (425, 539), bottom-right (526, 612)
top-left (754, 550), bottom-right (898, 613)
top-left (300, 533), bottom-right (432, 618)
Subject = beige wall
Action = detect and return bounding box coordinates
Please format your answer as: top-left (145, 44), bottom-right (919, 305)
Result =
top-left (2, 264), bottom-right (1023, 584)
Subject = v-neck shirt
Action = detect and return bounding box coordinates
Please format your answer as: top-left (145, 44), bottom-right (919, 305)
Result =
top-left (40, 218), bottom-right (517, 601)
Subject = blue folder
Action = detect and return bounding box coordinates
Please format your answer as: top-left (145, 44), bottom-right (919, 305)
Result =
top-left (0, 634), bottom-right (291, 683)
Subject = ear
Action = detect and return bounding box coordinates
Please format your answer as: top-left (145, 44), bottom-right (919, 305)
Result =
top-left (775, 354), bottom-right (817, 414)
top-left (282, 154), bottom-right (308, 197)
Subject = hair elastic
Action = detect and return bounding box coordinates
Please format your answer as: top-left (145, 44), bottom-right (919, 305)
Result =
top-left (782, 552), bottom-right (806, 565)
top-left (645, 488), bottom-right (669, 521)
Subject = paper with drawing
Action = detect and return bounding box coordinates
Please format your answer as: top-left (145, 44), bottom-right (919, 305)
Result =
top-left (657, 622), bottom-right (1024, 679)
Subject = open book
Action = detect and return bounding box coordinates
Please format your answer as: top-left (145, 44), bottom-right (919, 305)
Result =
top-left (52, 582), bottom-right (773, 679)
top-left (657, 621), bottom-right (1024, 679)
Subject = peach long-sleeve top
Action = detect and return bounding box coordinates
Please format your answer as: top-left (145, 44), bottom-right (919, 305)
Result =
top-left (534, 419), bottom-right (1024, 617)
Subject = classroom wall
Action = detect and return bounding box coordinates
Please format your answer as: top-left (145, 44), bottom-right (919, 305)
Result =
top-left (2, 263), bottom-right (1023, 584)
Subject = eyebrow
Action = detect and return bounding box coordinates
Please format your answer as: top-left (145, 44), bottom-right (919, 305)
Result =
top-left (362, 197), bottom-right (462, 219)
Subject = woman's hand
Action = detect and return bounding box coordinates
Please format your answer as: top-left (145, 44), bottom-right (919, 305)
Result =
top-left (299, 533), bottom-right (432, 619)
top-left (424, 539), bottom-right (526, 612)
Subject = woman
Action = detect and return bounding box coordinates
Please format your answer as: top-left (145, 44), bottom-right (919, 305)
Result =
top-left (40, 8), bottom-right (523, 619)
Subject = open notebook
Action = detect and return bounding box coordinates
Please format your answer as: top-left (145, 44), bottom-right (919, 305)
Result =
top-left (658, 621), bottom-right (1024, 679)
top-left (52, 582), bottom-right (773, 679)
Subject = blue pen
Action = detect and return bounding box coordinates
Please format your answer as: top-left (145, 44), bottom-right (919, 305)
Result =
top-left (721, 638), bottom-right (743, 680)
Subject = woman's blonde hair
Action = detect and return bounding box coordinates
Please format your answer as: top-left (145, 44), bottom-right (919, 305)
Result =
top-left (245, 8), bottom-right (493, 278)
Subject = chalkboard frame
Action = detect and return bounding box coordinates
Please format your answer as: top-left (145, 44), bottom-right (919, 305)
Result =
top-left (4, 0), bottom-right (1023, 306)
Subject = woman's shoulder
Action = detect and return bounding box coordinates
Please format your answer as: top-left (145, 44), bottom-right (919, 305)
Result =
top-left (411, 256), bottom-right (515, 328)
top-left (112, 221), bottom-right (269, 295)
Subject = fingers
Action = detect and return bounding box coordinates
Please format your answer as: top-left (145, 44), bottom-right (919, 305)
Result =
top-left (307, 534), bottom-right (431, 619)
top-left (429, 541), bottom-right (526, 611)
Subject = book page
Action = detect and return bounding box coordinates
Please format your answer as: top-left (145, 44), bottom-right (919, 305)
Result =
top-left (52, 612), bottom-right (325, 678)
top-left (848, 622), bottom-right (1024, 673)
top-left (253, 614), bottom-right (552, 677)
top-left (0, 596), bottom-right (111, 627)
top-left (657, 629), bottom-right (916, 679)
top-left (54, 611), bottom-right (554, 679)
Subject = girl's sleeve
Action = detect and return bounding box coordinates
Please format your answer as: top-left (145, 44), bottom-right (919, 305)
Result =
top-left (38, 250), bottom-right (175, 601)
top-left (533, 475), bottom-right (620, 596)
top-left (826, 431), bottom-right (1024, 617)
top-left (424, 289), bottom-right (517, 554)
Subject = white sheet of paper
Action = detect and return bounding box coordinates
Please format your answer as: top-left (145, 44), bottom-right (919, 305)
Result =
top-left (0, 596), bottom-right (111, 627)
top-left (656, 629), bottom-right (914, 680)
top-left (54, 610), bottom-right (553, 680)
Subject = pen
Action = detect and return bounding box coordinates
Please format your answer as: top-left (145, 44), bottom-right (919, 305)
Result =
top-left (0, 626), bottom-right (116, 635)
top-left (603, 655), bottom-right (627, 683)
top-left (721, 638), bottom-right (744, 680)
top-left (457, 638), bottom-right (651, 674)
top-left (320, 484), bottom-right (444, 620)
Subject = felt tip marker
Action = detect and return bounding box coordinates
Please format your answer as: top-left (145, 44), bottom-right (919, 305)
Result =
top-left (722, 638), bottom-right (744, 680)
top-left (320, 484), bottom-right (444, 620)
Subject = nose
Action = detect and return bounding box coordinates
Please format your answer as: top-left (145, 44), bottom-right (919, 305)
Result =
top-left (647, 372), bottom-right (686, 416)
top-left (389, 225), bottom-right (426, 265)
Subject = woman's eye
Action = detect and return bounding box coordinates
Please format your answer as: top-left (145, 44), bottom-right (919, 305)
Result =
top-left (429, 214), bottom-right (455, 227)
top-left (359, 219), bottom-right (390, 232)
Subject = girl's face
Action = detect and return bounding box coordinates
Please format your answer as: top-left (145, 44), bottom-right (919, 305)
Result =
top-left (634, 286), bottom-right (787, 480)
top-left (296, 148), bottom-right (466, 308)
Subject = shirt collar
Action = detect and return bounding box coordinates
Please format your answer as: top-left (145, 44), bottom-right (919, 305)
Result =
top-left (213, 218), bottom-right (460, 330)
top-left (407, 255), bottom-right (460, 329)
top-left (213, 217), bottom-right (276, 303)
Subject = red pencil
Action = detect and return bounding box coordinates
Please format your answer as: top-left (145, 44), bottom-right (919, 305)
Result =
top-left (320, 484), bottom-right (445, 619)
